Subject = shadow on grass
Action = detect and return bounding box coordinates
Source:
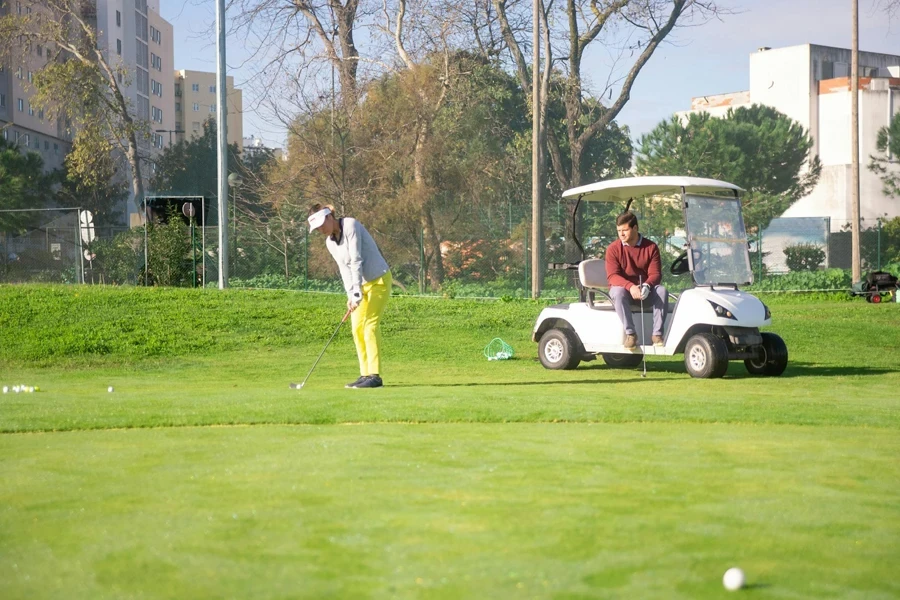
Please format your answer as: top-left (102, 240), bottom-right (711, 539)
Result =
top-left (580, 361), bottom-right (898, 378)
top-left (388, 376), bottom-right (682, 388)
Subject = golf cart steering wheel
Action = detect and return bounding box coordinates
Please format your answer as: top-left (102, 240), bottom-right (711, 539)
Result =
top-left (671, 250), bottom-right (689, 275)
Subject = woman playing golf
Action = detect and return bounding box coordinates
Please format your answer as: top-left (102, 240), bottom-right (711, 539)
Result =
top-left (308, 204), bottom-right (391, 389)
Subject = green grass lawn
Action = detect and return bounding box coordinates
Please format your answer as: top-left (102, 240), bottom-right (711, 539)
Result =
top-left (1, 285), bottom-right (899, 598)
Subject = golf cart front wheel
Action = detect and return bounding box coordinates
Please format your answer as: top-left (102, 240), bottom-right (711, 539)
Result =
top-left (538, 328), bottom-right (582, 370)
top-left (683, 333), bottom-right (729, 378)
top-left (602, 353), bottom-right (644, 368)
top-left (744, 332), bottom-right (788, 376)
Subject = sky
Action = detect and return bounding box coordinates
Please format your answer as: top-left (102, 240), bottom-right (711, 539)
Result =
top-left (160, 0), bottom-right (900, 149)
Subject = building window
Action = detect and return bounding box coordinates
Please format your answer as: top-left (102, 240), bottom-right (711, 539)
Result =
top-left (22, 133), bottom-right (29, 146)
top-left (116, 39), bottom-right (121, 55)
top-left (53, 143), bottom-right (58, 152)
top-left (37, 45), bottom-right (42, 57)
top-left (16, 66), bottom-right (22, 79)
top-left (0, 93), bottom-right (5, 108)
top-left (175, 102), bottom-right (181, 112)
top-left (151, 106), bottom-right (162, 123)
top-left (192, 102), bottom-right (199, 111)
top-left (44, 140), bottom-right (49, 150)
top-left (17, 98), bottom-right (24, 111)
top-left (150, 26), bottom-right (161, 44)
top-left (27, 70), bottom-right (32, 83)
top-left (192, 83), bottom-right (199, 92)
top-left (209, 85), bottom-right (216, 93)
top-left (28, 102), bottom-right (34, 116)
top-left (210, 104), bottom-right (216, 113)
top-left (116, 10), bottom-right (121, 26)
top-left (38, 108), bottom-right (43, 120)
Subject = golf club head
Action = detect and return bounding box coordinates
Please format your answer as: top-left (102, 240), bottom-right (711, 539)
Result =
top-left (289, 382), bottom-right (305, 390)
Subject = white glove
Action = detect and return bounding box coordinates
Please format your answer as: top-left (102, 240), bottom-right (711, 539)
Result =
top-left (640, 283), bottom-right (651, 300)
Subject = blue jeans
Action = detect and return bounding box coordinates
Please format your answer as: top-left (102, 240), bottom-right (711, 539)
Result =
top-left (609, 285), bottom-right (668, 337)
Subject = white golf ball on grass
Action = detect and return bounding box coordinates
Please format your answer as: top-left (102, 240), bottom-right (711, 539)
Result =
top-left (108, 386), bottom-right (114, 393)
top-left (2, 386), bottom-right (7, 394)
top-left (723, 567), bottom-right (745, 591)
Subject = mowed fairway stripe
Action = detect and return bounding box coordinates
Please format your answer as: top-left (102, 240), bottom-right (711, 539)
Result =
top-left (1, 423), bottom-right (898, 599)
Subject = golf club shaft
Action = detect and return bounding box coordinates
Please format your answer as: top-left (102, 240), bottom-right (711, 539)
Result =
top-left (299, 309), bottom-right (352, 387)
top-left (639, 276), bottom-right (647, 377)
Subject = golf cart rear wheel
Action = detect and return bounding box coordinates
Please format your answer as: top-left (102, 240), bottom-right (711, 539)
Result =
top-left (539, 328), bottom-right (582, 370)
top-left (744, 332), bottom-right (788, 376)
top-left (602, 353), bottom-right (644, 368)
top-left (683, 333), bottom-right (729, 379)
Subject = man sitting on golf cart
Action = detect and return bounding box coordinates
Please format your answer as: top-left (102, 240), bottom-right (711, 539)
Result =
top-left (605, 212), bottom-right (667, 348)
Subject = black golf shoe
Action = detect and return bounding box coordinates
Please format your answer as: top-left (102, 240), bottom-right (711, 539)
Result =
top-left (355, 375), bottom-right (383, 389)
top-left (345, 376), bottom-right (369, 389)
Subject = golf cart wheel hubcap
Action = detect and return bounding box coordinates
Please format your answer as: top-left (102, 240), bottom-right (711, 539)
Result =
top-left (689, 345), bottom-right (707, 370)
top-left (545, 339), bottom-right (565, 363)
top-left (750, 347), bottom-right (768, 368)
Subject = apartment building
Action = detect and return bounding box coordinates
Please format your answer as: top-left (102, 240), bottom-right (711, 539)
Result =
top-left (1, 0), bottom-right (175, 226)
top-left (0, 1), bottom-right (71, 171)
top-left (174, 70), bottom-right (243, 148)
top-left (679, 44), bottom-right (900, 229)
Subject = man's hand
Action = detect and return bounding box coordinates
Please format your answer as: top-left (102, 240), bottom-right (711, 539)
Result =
top-left (629, 285), bottom-right (643, 300)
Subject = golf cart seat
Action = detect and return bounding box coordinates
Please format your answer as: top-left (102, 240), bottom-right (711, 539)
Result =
top-left (579, 258), bottom-right (676, 312)
top-left (578, 259), bottom-right (612, 308)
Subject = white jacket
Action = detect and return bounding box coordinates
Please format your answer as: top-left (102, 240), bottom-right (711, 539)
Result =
top-left (325, 217), bottom-right (390, 301)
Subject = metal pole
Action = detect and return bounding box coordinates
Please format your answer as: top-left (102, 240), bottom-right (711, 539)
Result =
top-left (530, 0), bottom-right (542, 298)
top-left (201, 196), bottom-right (207, 288)
top-left (191, 218), bottom-right (196, 288)
top-left (419, 228), bottom-right (425, 294)
top-left (76, 208), bottom-right (84, 284)
top-left (304, 230), bottom-right (308, 290)
top-left (143, 198), bottom-right (149, 286)
top-left (850, 0), bottom-right (861, 282)
top-left (216, 0), bottom-right (229, 289)
top-left (877, 219), bottom-right (882, 270)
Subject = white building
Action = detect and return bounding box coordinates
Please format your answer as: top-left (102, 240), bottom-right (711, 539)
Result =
top-left (243, 135), bottom-right (284, 161)
top-left (94, 0), bottom-right (176, 225)
top-left (680, 44), bottom-right (900, 231)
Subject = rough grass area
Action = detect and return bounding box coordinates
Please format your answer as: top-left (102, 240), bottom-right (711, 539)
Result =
top-left (1, 284), bottom-right (898, 598)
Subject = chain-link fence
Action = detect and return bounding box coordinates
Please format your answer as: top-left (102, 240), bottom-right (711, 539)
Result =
top-left (4, 204), bottom-right (899, 296)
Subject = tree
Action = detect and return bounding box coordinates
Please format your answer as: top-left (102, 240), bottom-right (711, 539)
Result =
top-left (492, 0), bottom-right (724, 190)
top-left (151, 119), bottom-right (243, 205)
top-left (868, 111), bottom-right (900, 199)
top-left (635, 104), bottom-right (822, 232)
top-left (0, 0), bottom-right (150, 217)
top-left (0, 136), bottom-right (56, 232)
top-left (56, 129), bottom-right (129, 227)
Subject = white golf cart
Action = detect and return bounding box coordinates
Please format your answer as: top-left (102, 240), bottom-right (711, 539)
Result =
top-left (533, 176), bottom-right (787, 378)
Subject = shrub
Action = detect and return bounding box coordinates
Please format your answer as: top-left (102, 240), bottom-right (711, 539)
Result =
top-left (784, 243), bottom-right (825, 272)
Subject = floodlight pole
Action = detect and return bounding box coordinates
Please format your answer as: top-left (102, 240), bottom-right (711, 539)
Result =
top-left (216, 0), bottom-right (229, 289)
top-left (850, 0), bottom-right (861, 283)
top-left (530, 0), bottom-right (542, 299)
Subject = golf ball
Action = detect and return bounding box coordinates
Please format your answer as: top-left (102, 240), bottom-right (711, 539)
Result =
top-left (723, 567), bottom-right (745, 591)
top-left (108, 386), bottom-right (114, 393)
top-left (2, 386), bottom-right (7, 394)
top-left (13, 386), bottom-right (20, 393)
top-left (28, 387), bottom-right (34, 393)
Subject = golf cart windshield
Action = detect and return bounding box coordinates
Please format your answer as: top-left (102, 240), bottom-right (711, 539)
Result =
top-left (684, 194), bottom-right (753, 286)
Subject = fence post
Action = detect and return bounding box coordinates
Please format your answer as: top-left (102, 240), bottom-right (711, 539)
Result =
top-left (877, 219), bottom-right (882, 270)
top-left (524, 231), bottom-right (530, 298)
top-left (304, 231), bottom-right (309, 291)
top-left (419, 228), bottom-right (425, 295)
top-left (758, 229), bottom-right (763, 282)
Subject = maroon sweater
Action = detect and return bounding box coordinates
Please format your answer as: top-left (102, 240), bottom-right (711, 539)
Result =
top-left (605, 236), bottom-right (662, 289)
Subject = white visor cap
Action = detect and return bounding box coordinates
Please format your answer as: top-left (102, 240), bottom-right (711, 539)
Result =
top-left (308, 207), bottom-right (331, 232)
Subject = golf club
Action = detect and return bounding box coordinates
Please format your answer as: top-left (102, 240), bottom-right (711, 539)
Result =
top-left (638, 275), bottom-right (648, 378)
top-left (290, 308), bottom-right (353, 390)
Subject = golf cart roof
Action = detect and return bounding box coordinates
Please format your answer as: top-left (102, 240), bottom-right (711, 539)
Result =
top-left (562, 176), bottom-right (744, 202)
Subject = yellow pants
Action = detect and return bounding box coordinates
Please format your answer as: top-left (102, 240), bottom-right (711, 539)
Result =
top-left (351, 271), bottom-right (391, 376)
